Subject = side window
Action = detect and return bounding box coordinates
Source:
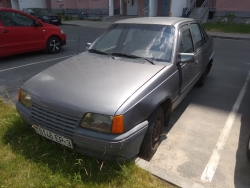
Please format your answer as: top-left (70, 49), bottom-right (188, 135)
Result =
top-left (0, 11), bottom-right (35, 26)
top-left (179, 28), bottom-right (194, 53)
top-left (201, 27), bottom-right (209, 42)
top-left (190, 24), bottom-right (204, 50)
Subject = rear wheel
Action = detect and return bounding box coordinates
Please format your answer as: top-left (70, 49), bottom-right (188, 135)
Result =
top-left (196, 68), bottom-right (208, 87)
top-left (139, 106), bottom-right (164, 159)
top-left (46, 37), bottom-right (61, 54)
top-left (247, 133), bottom-right (250, 159)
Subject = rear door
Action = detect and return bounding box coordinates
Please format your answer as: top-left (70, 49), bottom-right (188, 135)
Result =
top-left (0, 19), bottom-right (7, 57)
top-left (0, 10), bottom-right (45, 55)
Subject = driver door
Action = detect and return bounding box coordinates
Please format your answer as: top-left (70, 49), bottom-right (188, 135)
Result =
top-left (0, 10), bottom-right (45, 55)
top-left (178, 25), bottom-right (197, 93)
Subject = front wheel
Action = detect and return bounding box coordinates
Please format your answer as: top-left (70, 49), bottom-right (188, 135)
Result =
top-left (247, 132), bottom-right (250, 159)
top-left (139, 106), bottom-right (164, 159)
top-left (46, 37), bottom-right (61, 54)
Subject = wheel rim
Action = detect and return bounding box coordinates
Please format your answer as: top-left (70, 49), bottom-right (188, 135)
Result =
top-left (49, 39), bottom-right (60, 52)
top-left (152, 113), bottom-right (163, 148)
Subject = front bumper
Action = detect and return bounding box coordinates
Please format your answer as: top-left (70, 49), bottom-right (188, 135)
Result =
top-left (61, 40), bottom-right (66, 46)
top-left (16, 102), bottom-right (148, 161)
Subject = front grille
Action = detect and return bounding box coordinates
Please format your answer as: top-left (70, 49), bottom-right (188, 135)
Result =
top-left (31, 104), bottom-right (80, 139)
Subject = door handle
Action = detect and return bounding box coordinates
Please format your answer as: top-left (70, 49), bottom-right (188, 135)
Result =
top-left (2, 30), bottom-right (9, 34)
top-left (195, 60), bottom-right (199, 66)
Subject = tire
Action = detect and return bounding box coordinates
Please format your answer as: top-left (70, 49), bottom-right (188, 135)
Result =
top-left (139, 106), bottom-right (164, 159)
top-left (46, 37), bottom-right (61, 54)
top-left (247, 133), bottom-right (250, 159)
top-left (196, 68), bottom-right (208, 87)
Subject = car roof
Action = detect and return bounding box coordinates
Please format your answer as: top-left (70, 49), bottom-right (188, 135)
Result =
top-left (115, 17), bottom-right (195, 26)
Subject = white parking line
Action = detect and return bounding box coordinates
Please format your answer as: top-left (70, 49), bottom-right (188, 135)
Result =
top-left (0, 55), bottom-right (75, 73)
top-left (201, 70), bottom-right (250, 183)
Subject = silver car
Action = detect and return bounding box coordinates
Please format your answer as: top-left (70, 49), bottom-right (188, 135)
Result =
top-left (247, 133), bottom-right (250, 159)
top-left (16, 17), bottom-right (214, 161)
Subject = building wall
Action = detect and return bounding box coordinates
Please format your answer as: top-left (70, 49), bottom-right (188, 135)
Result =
top-left (216, 0), bottom-right (250, 11)
top-left (172, 0), bottom-right (188, 17)
top-left (19, 0), bottom-right (47, 9)
top-left (88, 0), bottom-right (108, 8)
top-left (1, 0), bottom-right (11, 7)
top-left (10, 0), bottom-right (19, 9)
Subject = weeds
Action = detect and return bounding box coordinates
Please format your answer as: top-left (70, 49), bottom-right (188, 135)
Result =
top-left (203, 22), bottom-right (250, 34)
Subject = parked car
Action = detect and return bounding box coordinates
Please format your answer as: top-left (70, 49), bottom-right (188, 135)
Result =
top-left (247, 132), bottom-right (250, 159)
top-left (23, 8), bottom-right (61, 25)
top-left (16, 17), bottom-right (214, 161)
top-left (0, 8), bottom-right (66, 58)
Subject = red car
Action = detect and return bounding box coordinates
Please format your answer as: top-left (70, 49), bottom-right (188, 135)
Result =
top-left (0, 8), bottom-right (66, 58)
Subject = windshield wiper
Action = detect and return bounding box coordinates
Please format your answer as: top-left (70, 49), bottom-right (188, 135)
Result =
top-left (111, 53), bottom-right (155, 65)
top-left (88, 49), bottom-right (114, 59)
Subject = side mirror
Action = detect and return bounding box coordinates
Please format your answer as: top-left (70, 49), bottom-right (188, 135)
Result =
top-left (86, 43), bottom-right (91, 50)
top-left (177, 53), bottom-right (195, 65)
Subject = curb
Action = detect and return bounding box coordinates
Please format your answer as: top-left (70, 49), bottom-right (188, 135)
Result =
top-left (210, 35), bottom-right (250, 40)
top-left (135, 158), bottom-right (205, 188)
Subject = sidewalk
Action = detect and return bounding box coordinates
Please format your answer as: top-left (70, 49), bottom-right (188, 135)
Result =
top-left (62, 20), bottom-right (250, 40)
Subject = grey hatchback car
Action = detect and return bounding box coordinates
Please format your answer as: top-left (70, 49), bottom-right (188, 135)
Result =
top-left (16, 17), bottom-right (214, 161)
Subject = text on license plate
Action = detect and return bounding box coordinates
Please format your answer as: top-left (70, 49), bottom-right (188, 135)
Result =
top-left (52, 20), bottom-right (58, 22)
top-left (33, 125), bottom-right (73, 149)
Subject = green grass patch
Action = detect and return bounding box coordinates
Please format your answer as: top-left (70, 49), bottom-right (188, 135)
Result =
top-left (0, 99), bottom-right (174, 188)
top-left (202, 23), bottom-right (250, 34)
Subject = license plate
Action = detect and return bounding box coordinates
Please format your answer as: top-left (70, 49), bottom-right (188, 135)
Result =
top-left (33, 125), bottom-right (73, 149)
top-left (52, 20), bottom-right (58, 22)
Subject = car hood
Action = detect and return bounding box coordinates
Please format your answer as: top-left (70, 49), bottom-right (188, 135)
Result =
top-left (22, 53), bottom-right (165, 118)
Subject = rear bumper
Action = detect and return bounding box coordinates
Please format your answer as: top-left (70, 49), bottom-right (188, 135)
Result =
top-left (16, 102), bottom-right (148, 161)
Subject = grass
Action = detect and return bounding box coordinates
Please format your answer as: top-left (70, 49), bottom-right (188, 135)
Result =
top-left (0, 99), bottom-right (174, 188)
top-left (202, 23), bottom-right (250, 34)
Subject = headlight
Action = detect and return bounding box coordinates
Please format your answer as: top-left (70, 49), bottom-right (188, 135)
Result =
top-left (18, 89), bottom-right (32, 108)
top-left (61, 30), bottom-right (64, 34)
top-left (80, 113), bottom-right (124, 134)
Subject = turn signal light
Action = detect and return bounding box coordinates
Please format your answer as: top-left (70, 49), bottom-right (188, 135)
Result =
top-left (112, 115), bottom-right (124, 134)
top-left (18, 89), bottom-right (21, 101)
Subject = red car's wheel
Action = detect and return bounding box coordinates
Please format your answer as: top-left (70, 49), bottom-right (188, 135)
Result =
top-left (46, 37), bottom-right (61, 54)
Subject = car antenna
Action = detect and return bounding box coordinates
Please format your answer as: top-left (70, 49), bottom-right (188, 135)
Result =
top-left (77, 35), bottom-right (80, 55)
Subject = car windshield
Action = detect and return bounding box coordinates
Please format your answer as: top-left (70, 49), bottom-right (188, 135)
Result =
top-left (89, 24), bottom-right (175, 63)
top-left (31, 8), bottom-right (50, 15)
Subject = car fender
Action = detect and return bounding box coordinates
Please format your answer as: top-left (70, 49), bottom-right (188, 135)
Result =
top-left (116, 65), bottom-right (179, 131)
